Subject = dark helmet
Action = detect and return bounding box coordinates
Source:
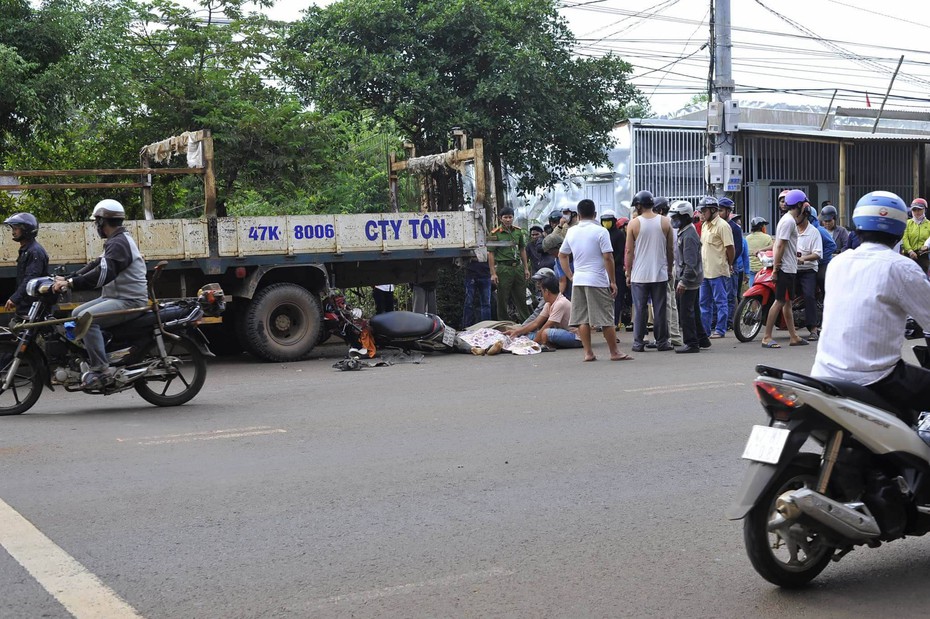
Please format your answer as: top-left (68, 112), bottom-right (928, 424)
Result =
top-left (548, 209), bottom-right (563, 224)
top-left (717, 197), bottom-right (735, 211)
top-left (653, 196), bottom-right (669, 214)
top-left (3, 212), bottom-right (38, 237)
top-left (632, 190), bottom-right (655, 209)
top-left (819, 205), bottom-right (838, 221)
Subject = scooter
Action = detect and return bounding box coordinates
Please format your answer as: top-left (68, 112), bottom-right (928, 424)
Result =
top-left (728, 338), bottom-right (930, 587)
top-left (733, 250), bottom-right (820, 342)
top-left (321, 290), bottom-right (457, 359)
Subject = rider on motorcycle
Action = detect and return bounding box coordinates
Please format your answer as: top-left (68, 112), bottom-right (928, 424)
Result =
top-left (3, 213), bottom-right (49, 323)
top-left (51, 199), bottom-right (148, 388)
top-left (811, 191), bottom-right (930, 425)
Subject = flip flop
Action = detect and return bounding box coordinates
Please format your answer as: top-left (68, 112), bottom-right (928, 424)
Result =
top-left (761, 340), bottom-right (781, 348)
top-left (583, 356), bottom-right (598, 362)
top-left (610, 353), bottom-right (635, 361)
top-left (789, 339), bottom-right (810, 347)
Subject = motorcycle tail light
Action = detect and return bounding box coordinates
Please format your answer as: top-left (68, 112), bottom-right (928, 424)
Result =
top-left (755, 380), bottom-right (800, 420)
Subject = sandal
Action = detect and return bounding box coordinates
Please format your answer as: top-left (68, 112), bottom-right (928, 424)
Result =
top-left (761, 340), bottom-right (781, 348)
top-left (807, 332), bottom-right (819, 341)
top-left (789, 339), bottom-right (810, 347)
top-left (610, 353), bottom-right (635, 361)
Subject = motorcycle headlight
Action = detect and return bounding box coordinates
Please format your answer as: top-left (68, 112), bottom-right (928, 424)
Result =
top-left (26, 276), bottom-right (55, 297)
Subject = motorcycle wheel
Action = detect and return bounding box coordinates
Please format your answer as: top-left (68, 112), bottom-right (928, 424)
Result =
top-left (734, 296), bottom-right (765, 342)
top-left (743, 459), bottom-right (833, 588)
top-left (0, 344), bottom-right (44, 416)
top-left (133, 336), bottom-right (207, 407)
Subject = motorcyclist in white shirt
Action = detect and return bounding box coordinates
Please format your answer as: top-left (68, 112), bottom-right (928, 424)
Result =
top-left (811, 191), bottom-right (930, 424)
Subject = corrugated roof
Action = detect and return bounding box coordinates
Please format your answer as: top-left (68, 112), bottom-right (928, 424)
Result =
top-left (622, 118), bottom-right (930, 142)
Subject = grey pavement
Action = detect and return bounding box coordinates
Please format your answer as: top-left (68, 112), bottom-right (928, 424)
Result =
top-left (1, 333), bottom-right (929, 618)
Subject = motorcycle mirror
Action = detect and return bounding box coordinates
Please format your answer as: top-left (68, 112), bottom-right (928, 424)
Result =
top-left (71, 312), bottom-right (93, 341)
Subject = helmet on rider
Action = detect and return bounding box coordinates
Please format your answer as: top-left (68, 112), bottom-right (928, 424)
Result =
top-left (542, 233), bottom-right (564, 253)
top-left (548, 209), bottom-right (563, 225)
top-left (717, 197), bottom-right (735, 212)
top-left (750, 216), bottom-right (768, 231)
top-left (852, 191), bottom-right (908, 238)
top-left (90, 199), bottom-right (126, 239)
top-left (632, 190), bottom-right (655, 209)
top-left (653, 196), bottom-right (669, 215)
top-left (783, 189), bottom-right (807, 210)
top-left (668, 200), bottom-right (694, 229)
top-left (3, 212), bottom-right (39, 238)
top-left (90, 199), bottom-right (126, 220)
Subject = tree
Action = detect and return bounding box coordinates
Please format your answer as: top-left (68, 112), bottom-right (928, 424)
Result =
top-left (0, 0), bottom-right (87, 154)
top-left (281, 0), bottom-right (645, 205)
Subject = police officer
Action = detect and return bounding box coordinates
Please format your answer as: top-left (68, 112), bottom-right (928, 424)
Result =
top-left (3, 213), bottom-right (49, 322)
top-left (488, 207), bottom-right (531, 322)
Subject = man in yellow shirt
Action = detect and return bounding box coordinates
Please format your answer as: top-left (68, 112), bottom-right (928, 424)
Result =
top-left (698, 197), bottom-right (734, 338)
top-left (746, 216), bottom-right (773, 287)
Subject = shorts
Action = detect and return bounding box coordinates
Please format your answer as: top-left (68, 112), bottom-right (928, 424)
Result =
top-left (569, 285), bottom-right (615, 327)
top-left (774, 269), bottom-right (796, 302)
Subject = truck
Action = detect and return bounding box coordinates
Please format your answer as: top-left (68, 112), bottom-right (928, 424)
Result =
top-left (0, 131), bottom-right (489, 362)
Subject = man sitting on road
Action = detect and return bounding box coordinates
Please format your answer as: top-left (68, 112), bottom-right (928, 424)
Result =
top-left (52, 199), bottom-right (149, 388)
top-left (812, 191), bottom-right (930, 424)
top-left (505, 270), bottom-right (582, 350)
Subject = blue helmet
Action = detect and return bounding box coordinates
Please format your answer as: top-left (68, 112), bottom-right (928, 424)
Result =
top-left (718, 197), bottom-right (735, 209)
top-left (784, 189), bottom-right (807, 208)
top-left (852, 191), bottom-right (908, 237)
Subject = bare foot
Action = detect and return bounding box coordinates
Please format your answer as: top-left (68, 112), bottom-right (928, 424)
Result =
top-left (583, 355), bottom-right (597, 362)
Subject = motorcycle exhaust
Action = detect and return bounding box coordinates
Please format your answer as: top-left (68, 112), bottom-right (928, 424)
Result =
top-left (775, 488), bottom-right (881, 541)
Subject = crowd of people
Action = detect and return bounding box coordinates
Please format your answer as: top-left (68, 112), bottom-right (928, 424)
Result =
top-left (465, 187), bottom-right (930, 361)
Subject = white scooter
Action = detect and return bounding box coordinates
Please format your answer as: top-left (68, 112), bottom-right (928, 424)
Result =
top-left (728, 343), bottom-right (930, 588)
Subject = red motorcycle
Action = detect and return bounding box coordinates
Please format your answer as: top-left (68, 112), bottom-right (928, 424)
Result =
top-left (733, 251), bottom-right (820, 342)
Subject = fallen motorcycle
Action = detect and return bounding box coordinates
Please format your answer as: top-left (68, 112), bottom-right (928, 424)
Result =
top-left (322, 291), bottom-right (458, 359)
top-left (728, 339), bottom-right (930, 587)
top-left (734, 250), bottom-right (822, 342)
top-left (0, 262), bottom-right (224, 415)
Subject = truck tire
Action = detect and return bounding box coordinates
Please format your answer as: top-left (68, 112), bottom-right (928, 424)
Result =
top-left (237, 283), bottom-right (323, 362)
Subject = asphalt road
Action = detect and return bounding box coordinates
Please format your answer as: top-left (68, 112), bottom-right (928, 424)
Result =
top-left (2, 333), bottom-right (930, 618)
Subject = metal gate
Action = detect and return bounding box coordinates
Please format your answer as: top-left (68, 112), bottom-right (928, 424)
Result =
top-left (632, 127), bottom-right (705, 204)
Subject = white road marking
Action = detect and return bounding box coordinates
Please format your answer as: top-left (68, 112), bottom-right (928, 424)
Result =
top-left (117, 426), bottom-right (286, 445)
top-left (313, 567), bottom-right (514, 608)
top-left (0, 497), bottom-right (144, 619)
top-left (624, 381), bottom-right (725, 393)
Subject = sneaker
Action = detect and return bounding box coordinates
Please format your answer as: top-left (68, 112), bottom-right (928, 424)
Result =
top-left (656, 344), bottom-right (674, 352)
top-left (675, 345), bottom-right (701, 354)
top-left (631, 344), bottom-right (645, 353)
top-left (645, 340), bottom-right (657, 349)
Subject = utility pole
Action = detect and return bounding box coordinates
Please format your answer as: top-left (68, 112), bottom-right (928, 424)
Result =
top-left (705, 0), bottom-right (742, 199)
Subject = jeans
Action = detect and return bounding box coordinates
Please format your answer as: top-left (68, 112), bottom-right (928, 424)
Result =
top-left (796, 269), bottom-right (819, 330)
top-left (632, 281), bottom-right (668, 347)
top-left (545, 328), bottom-right (584, 348)
top-left (463, 273), bottom-right (491, 327)
top-left (749, 270), bottom-right (757, 288)
top-left (678, 287), bottom-right (707, 347)
top-left (727, 270), bottom-right (743, 330)
top-left (700, 276), bottom-right (729, 336)
top-left (73, 296), bottom-right (148, 371)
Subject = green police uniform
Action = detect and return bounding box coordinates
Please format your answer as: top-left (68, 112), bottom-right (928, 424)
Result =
top-left (489, 225), bottom-right (530, 322)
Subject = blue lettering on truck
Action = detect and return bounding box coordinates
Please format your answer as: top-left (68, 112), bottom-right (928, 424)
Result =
top-left (293, 224), bottom-right (335, 240)
top-left (363, 217), bottom-right (448, 241)
top-left (248, 226), bottom-right (281, 241)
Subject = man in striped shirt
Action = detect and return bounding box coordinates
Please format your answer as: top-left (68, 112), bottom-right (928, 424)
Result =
top-left (811, 191), bottom-right (930, 424)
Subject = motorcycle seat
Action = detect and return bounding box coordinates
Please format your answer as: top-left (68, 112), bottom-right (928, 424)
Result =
top-left (106, 305), bottom-right (190, 336)
top-left (369, 311), bottom-right (438, 339)
top-left (816, 377), bottom-right (912, 418)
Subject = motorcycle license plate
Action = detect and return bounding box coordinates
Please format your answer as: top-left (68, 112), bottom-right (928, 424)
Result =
top-left (741, 425), bottom-right (791, 464)
top-left (442, 327), bottom-right (456, 346)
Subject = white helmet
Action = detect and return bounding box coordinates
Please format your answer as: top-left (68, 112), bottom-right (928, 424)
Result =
top-left (669, 200), bottom-right (694, 219)
top-left (90, 199), bottom-right (126, 220)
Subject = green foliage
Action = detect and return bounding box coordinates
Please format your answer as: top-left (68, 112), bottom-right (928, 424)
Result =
top-left (281, 0), bottom-right (645, 191)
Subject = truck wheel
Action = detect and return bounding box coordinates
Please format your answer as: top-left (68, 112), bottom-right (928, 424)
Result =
top-left (238, 283), bottom-right (322, 362)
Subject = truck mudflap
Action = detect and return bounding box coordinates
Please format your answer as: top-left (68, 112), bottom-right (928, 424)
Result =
top-left (725, 429), bottom-right (813, 521)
